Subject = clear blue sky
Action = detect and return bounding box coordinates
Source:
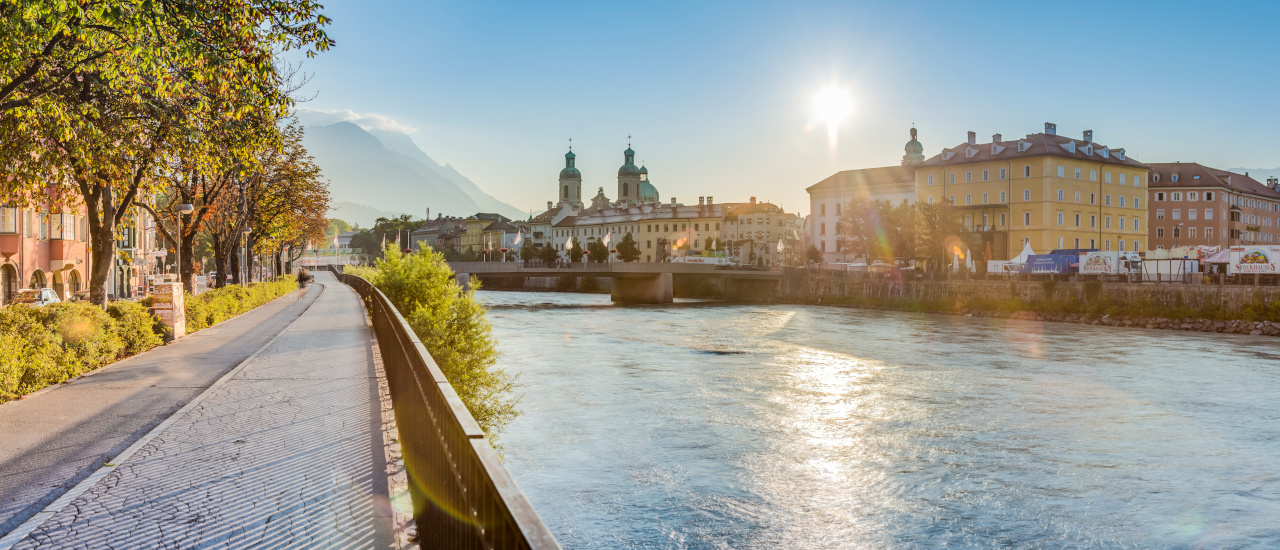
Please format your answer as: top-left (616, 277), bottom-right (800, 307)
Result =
top-left (285, 0), bottom-right (1280, 217)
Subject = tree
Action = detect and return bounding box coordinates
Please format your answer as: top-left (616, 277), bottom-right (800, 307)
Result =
top-left (705, 236), bottom-right (714, 251)
top-left (568, 240), bottom-right (584, 262)
top-left (806, 244), bottom-right (823, 266)
top-left (587, 239), bottom-right (609, 263)
top-left (913, 202), bottom-right (971, 275)
top-left (616, 233), bottom-right (641, 262)
top-left (519, 240), bottom-right (538, 261)
top-left (836, 195), bottom-right (879, 263)
top-left (538, 243), bottom-right (560, 264)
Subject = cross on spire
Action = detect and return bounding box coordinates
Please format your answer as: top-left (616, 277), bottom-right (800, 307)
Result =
top-left (628, 134), bottom-right (631, 147)
top-left (568, 137), bottom-right (572, 151)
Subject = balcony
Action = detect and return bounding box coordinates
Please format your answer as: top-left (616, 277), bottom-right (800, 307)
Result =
top-left (49, 239), bottom-right (77, 261)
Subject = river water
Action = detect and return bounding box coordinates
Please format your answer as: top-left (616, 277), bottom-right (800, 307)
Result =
top-left (481, 290), bottom-right (1280, 549)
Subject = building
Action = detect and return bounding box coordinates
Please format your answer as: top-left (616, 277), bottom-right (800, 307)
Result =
top-left (722, 198), bottom-right (804, 265)
top-left (0, 197), bottom-right (91, 304)
top-left (1145, 163), bottom-right (1280, 249)
top-left (807, 128), bottom-right (922, 263)
top-left (916, 123), bottom-right (1150, 259)
top-left (462, 213), bottom-right (512, 251)
top-left (550, 197), bottom-right (725, 263)
top-left (409, 216), bottom-right (465, 252)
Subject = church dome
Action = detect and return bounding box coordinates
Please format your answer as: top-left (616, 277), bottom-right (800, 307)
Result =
top-left (565, 150), bottom-right (576, 160)
top-left (618, 164), bottom-right (642, 177)
top-left (639, 181), bottom-right (659, 201)
top-left (905, 138), bottom-right (923, 155)
top-left (639, 165), bottom-right (648, 174)
top-left (560, 166), bottom-right (581, 179)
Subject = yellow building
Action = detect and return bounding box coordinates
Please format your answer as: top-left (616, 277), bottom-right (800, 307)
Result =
top-left (915, 123), bottom-right (1150, 259)
top-left (550, 197), bottom-right (726, 263)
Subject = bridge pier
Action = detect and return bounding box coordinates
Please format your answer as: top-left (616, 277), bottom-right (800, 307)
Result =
top-left (611, 273), bottom-right (673, 304)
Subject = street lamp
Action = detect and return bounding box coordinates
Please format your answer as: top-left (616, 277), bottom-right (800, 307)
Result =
top-left (177, 204), bottom-right (194, 290)
top-left (241, 225), bottom-right (252, 287)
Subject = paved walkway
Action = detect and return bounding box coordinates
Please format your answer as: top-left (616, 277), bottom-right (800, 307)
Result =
top-left (1, 273), bottom-right (393, 548)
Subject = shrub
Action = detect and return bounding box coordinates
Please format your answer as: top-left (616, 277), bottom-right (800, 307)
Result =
top-left (372, 247), bottom-right (519, 439)
top-left (41, 302), bottom-right (123, 378)
top-left (107, 301), bottom-right (163, 355)
top-left (0, 305), bottom-right (62, 401)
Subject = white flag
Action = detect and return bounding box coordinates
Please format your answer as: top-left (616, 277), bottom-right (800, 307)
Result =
top-left (565, 237), bottom-right (573, 249)
top-left (777, 238), bottom-right (785, 253)
top-left (514, 230), bottom-right (523, 246)
top-left (603, 232), bottom-right (612, 248)
top-left (713, 238), bottom-right (717, 250)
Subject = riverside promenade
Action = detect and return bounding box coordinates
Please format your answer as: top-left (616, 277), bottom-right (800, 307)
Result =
top-left (0, 272), bottom-right (395, 549)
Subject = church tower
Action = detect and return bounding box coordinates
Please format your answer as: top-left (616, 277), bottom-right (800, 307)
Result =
top-left (902, 127), bottom-right (925, 166)
top-left (559, 145), bottom-right (582, 205)
top-left (617, 139), bottom-right (642, 205)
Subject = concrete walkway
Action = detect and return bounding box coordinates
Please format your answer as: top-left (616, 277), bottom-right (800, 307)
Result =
top-left (1, 273), bottom-right (394, 548)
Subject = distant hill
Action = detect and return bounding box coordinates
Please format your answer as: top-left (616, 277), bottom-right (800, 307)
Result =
top-left (298, 120), bottom-right (523, 227)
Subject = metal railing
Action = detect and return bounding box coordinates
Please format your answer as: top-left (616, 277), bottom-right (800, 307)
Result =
top-left (329, 266), bottom-right (560, 550)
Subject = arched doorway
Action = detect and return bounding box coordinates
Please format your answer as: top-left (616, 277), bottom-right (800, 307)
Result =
top-left (0, 264), bottom-right (16, 305)
top-left (67, 269), bottom-right (81, 296)
top-left (52, 269), bottom-right (64, 299)
top-left (30, 269), bottom-right (45, 290)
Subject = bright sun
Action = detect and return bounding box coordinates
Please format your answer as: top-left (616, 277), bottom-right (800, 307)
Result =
top-left (813, 85), bottom-right (853, 147)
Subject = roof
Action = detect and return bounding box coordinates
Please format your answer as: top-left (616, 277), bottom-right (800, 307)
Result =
top-left (484, 221), bottom-right (518, 232)
top-left (806, 166), bottom-right (915, 193)
top-left (918, 132), bottom-right (1149, 170)
top-left (724, 201), bottom-right (784, 220)
top-left (1146, 162), bottom-right (1280, 199)
top-left (411, 217), bottom-right (465, 234)
top-left (552, 203), bottom-right (726, 228)
top-left (469, 213), bottom-right (510, 222)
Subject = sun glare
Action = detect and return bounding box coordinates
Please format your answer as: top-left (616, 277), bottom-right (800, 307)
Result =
top-left (813, 85), bottom-right (853, 148)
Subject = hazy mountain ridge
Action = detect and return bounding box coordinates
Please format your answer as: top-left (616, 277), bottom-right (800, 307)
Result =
top-left (296, 117), bottom-right (523, 226)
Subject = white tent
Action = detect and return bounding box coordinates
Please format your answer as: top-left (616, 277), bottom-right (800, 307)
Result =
top-left (1012, 242), bottom-right (1035, 264)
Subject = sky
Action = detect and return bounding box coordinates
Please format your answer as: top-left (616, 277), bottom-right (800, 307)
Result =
top-left (284, 0), bottom-right (1280, 218)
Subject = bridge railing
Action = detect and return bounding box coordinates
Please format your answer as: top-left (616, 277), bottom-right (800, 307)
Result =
top-left (328, 266), bottom-right (560, 550)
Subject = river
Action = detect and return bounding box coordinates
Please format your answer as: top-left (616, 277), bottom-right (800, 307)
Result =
top-left (480, 290), bottom-right (1280, 549)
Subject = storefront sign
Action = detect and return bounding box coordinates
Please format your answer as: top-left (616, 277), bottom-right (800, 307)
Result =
top-left (1080, 251), bottom-right (1118, 275)
top-left (1228, 246), bottom-right (1280, 275)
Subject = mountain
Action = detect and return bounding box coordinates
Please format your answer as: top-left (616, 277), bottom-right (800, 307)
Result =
top-left (299, 121), bottom-right (523, 227)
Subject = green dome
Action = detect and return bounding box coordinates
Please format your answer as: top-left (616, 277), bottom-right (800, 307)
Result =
top-left (560, 166), bottom-right (581, 179)
top-left (639, 181), bottom-right (659, 201)
top-left (565, 150), bottom-right (576, 159)
top-left (905, 139), bottom-right (923, 154)
top-left (639, 165), bottom-right (648, 174)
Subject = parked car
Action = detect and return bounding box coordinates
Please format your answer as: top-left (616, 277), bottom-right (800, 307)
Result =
top-left (70, 290), bottom-right (91, 302)
top-left (12, 288), bottom-right (61, 306)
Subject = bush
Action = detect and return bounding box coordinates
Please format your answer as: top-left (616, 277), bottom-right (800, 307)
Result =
top-left (0, 305), bottom-right (62, 401)
top-left (371, 247), bottom-right (519, 439)
top-left (107, 301), bottom-right (164, 355)
top-left (40, 303), bottom-right (123, 378)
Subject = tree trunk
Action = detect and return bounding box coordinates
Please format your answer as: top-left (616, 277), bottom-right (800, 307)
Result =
top-left (211, 233), bottom-right (227, 288)
top-left (180, 219), bottom-right (195, 293)
top-left (273, 248), bottom-right (283, 279)
top-left (87, 186), bottom-right (117, 306)
top-left (244, 235), bottom-right (255, 283)
top-left (229, 248), bottom-right (240, 285)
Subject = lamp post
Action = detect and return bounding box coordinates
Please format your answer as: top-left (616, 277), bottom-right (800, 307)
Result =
top-left (177, 204), bottom-right (193, 290)
top-left (241, 225), bottom-right (252, 287)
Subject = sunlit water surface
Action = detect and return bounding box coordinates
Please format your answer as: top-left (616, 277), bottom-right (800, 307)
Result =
top-left (481, 290), bottom-right (1280, 549)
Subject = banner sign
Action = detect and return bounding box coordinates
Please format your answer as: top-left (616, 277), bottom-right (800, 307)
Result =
top-left (1229, 246), bottom-right (1280, 275)
top-left (1079, 251), bottom-right (1118, 275)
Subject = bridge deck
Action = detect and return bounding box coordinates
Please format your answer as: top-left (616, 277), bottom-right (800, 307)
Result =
top-left (447, 262), bottom-right (782, 280)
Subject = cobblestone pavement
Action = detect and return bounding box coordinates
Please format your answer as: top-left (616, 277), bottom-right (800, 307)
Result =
top-left (9, 273), bottom-right (394, 549)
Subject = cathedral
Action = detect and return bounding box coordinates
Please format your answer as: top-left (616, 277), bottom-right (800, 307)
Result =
top-left (556, 141), bottom-right (661, 213)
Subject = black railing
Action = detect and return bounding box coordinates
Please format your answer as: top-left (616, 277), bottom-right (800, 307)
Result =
top-left (329, 266), bottom-right (560, 550)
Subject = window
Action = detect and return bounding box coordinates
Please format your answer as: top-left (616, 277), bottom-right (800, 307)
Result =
top-left (38, 210), bottom-right (47, 239)
top-left (950, 195), bottom-right (955, 204)
top-left (1023, 212), bottom-right (1031, 226)
top-left (694, 223), bottom-right (699, 231)
top-left (820, 241), bottom-right (825, 252)
top-left (1120, 240), bottom-right (1126, 251)
top-left (1189, 227), bottom-right (1197, 239)
top-left (1134, 219), bottom-right (1140, 232)
top-left (965, 171), bottom-right (972, 183)
top-left (965, 194), bottom-right (972, 205)
top-left (1090, 193), bottom-right (1096, 205)
top-left (1172, 174), bottom-right (1179, 182)
top-left (999, 168), bottom-right (1007, 180)
top-left (1172, 192), bottom-right (1182, 201)
top-left (1172, 209), bottom-right (1180, 220)
top-left (1090, 215), bottom-right (1096, 228)
top-left (1057, 212), bottom-right (1064, 226)
top-left (1205, 191), bottom-right (1214, 201)
top-left (1189, 209), bottom-right (1197, 220)
top-left (1090, 239), bottom-right (1096, 249)
top-left (1135, 175), bottom-right (1142, 187)
top-left (1134, 240), bottom-right (1140, 251)
top-left (1074, 191), bottom-right (1081, 203)
top-left (1105, 195), bottom-right (1112, 206)
top-left (1105, 172), bottom-right (1112, 183)
top-left (928, 196), bottom-right (934, 205)
top-left (1024, 189), bottom-right (1031, 201)
top-left (1074, 213), bottom-right (1081, 227)
top-left (999, 213), bottom-right (1006, 226)
top-left (1120, 174), bottom-right (1127, 185)
top-left (1090, 170), bottom-right (1097, 182)
top-left (1205, 227), bottom-right (1213, 239)
top-left (0, 207), bottom-right (15, 233)
top-left (1058, 166), bottom-right (1065, 177)
top-left (819, 223), bottom-right (826, 235)
top-left (1156, 192), bottom-right (1165, 201)
top-left (999, 191), bottom-right (1006, 203)
top-left (1172, 227), bottom-right (1181, 239)
top-left (1135, 198), bottom-right (1141, 209)
top-left (1105, 216), bottom-right (1112, 229)
top-left (664, 224), bottom-right (669, 232)
top-left (1120, 196), bottom-right (1126, 207)
top-left (1157, 227), bottom-right (1165, 238)
top-left (1057, 237), bottom-right (1064, 249)
top-left (982, 170), bottom-right (990, 182)
top-left (950, 174), bottom-right (955, 184)
top-left (1119, 218), bottom-right (1126, 230)
top-left (1074, 238), bottom-right (1081, 248)
top-left (1058, 189), bottom-right (1065, 201)
top-left (1188, 192), bottom-right (1198, 201)
top-left (1024, 166), bottom-right (1031, 177)
top-left (928, 175), bottom-right (935, 186)
top-left (982, 193), bottom-right (989, 204)
top-left (1104, 239), bottom-right (1111, 251)
top-left (1075, 168), bottom-right (1082, 180)
top-left (982, 214), bottom-right (989, 227)
top-left (820, 204), bottom-right (826, 216)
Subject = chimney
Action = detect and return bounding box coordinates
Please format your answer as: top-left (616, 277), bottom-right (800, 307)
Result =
top-left (1045, 122), bottom-right (1057, 135)
top-left (967, 131), bottom-right (976, 146)
top-left (707, 196), bottom-right (714, 205)
top-left (992, 133), bottom-right (1002, 143)
top-left (547, 201), bottom-right (553, 209)
top-left (1083, 130), bottom-right (1093, 143)
top-left (436, 213), bottom-right (441, 219)
top-left (1269, 177), bottom-right (1278, 190)
top-left (750, 196), bottom-right (757, 204)
top-left (671, 197), bottom-right (677, 205)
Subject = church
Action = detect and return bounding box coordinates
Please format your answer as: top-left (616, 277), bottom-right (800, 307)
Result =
top-left (553, 141), bottom-right (662, 214)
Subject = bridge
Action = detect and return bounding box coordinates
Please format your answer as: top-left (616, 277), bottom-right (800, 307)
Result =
top-left (447, 262), bottom-right (783, 303)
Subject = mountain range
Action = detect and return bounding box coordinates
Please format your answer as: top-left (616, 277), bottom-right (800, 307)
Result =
top-left (296, 118), bottom-right (524, 227)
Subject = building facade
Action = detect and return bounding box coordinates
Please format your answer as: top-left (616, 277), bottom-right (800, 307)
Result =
top-left (722, 198), bottom-right (804, 265)
top-left (806, 128), bottom-right (921, 264)
top-left (0, 198), bottom-right (91, 304)
top-left (550, 197), bottom-right (725, 263)
top-left (1145, 163), bottom-right (1280, 250)
top-left (915, 123), bottom-right (1150, 259)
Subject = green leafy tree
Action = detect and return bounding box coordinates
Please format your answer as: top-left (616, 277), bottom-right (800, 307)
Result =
top-left (705, 236), bottom-right (714, 251)
top-left (569, 241), bottom-right (584, 262)
top-left (519, 240), bottom-right (537, 261)
top-left (587, 239), bottom-right (609, 263)
top-left (806, 244), bottom-right (823, 266)
top-left (836, 195), bottom-right (879, 262)
top-left (616, 233), bottom-right (641, 262)
top-left (538, 243), bottom-right (560, 264)
top-left (372, 246), bottom-right (519, 438)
